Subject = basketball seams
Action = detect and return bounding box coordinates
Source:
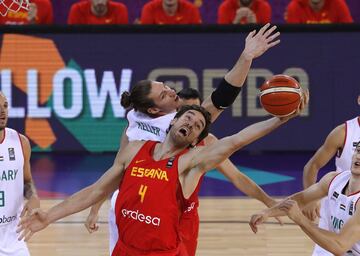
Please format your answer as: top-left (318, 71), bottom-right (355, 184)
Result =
top-left (259, 87), bottom-right (302, 97)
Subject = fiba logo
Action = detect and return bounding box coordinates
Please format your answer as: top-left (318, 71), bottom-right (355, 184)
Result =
top-left (121, 208), bottom-right (161, 227)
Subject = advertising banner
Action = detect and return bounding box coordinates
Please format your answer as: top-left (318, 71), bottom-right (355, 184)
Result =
top-left (1, 31), bottom-right (358, 152)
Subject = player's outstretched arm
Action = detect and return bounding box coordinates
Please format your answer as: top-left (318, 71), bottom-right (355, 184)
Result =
top-left (84, 131), bottom-right (130, 234)
top-left (20, 134), bottom-right (40, 218)
top-left (17, 143), bottom-right (135, 241)
top-left (198, 89), bottom-right (307, 173)
top-left (202, 23), bottom-right (280, 122)
top-left (249, 172), bottom-right (336, 233)
top-left (205, 134), bottom-right (275, 207)
top-left (302, 125), bottom-right (345, 221)
top-left (187, 116), bottom-right (289, 176)
top-left (218, 159), bottom-right (276, 207)
top-left (279, 196), bottom-right (360, 255)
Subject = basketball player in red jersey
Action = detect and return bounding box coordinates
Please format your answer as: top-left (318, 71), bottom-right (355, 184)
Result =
top-left (84, 23), bottom-right (283, 256)
top-left (85, 88), bottom-right (281, 256)
top-left (17, 90), bottom-right (309, 255)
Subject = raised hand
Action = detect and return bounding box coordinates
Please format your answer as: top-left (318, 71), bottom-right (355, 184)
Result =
top-left (243, 23), bottom-right (280, 60)
top-left (17, 208), bottom-right (49, 242)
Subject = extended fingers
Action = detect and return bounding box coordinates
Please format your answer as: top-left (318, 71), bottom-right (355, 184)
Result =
top-left (266, 31), bottom-right (280, 43)
top-left (246, 30), bottom-right (256, 41)
top-left (264, 25), bottom-right (278, 38)
top-left (20, 206), bottom-right (28, 218)
top-left (258, 23), bottom-right (271, 36)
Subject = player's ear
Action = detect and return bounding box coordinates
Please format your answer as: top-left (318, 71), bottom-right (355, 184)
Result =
top-left (357, 95), bottom-right (360, 105)
top-left (170, 118), bottom-right (177, 126)
top-left (147, 107), bottom-right (160, 115)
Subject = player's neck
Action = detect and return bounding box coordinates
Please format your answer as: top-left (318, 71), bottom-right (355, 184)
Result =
top-left (153, 138), bottom-right (186, 161)
top-left (310, 1), bottom-right (324, 12)
top-left (348, 176), bottom-right (360, 195)
top-left (0, 129), bottom-right (5, 142)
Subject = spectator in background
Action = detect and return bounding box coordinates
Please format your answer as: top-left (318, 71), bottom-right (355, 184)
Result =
top-left (140, 0), bottom-right (202, 24)
top-left (0, 0), bottom-right (53, 25)
top-left (217, 0), bottom-right (271, 24)
top-left (68, 0), bottom-right (128, 25)
top-left (285, 0), bottom-right (353, 23)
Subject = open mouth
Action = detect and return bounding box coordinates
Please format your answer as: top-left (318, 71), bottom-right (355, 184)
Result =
top-left (355, 162), bottom-right (360, 167)
top-left (179, 127), bottom-right (189, 136)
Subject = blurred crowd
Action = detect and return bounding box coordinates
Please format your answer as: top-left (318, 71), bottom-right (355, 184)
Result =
top-left (0, 0), bottom-right (358, 25)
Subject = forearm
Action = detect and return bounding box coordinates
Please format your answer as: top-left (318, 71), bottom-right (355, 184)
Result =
top-left (200, 117), bottom-right (285, 172)
top-left (303, 164), bottom-right (319, 189)
top-left (90, 196), bottom-right (107, 214)
top-left (296, 215), bottom-right (345, 255)
top-left (219, 160), bottom-right (273, 206)
top-left (47, 185), bottom-right (105, 224)
top-left (224, 52), bottom-right (253, 87)
top-left (24, 180), bottom-right (38, 200)
top-left (231, 117), bottom-right (285, 150)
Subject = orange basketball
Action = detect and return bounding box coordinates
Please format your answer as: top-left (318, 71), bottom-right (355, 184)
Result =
top-left (259, 75), bottom-right (302, 117)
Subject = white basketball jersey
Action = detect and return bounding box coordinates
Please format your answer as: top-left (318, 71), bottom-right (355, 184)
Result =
top-left (0, 128), bottom-right (29, 256)
top-left (336, 117), bottom-right (360, 172)
top-left (327, 171), bottom-right (360, 255)
top-left (126, 110), bottom-right (176, 142)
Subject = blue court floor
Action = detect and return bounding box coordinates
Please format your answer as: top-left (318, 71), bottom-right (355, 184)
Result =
top-left (31, 151), bottom-right (335, 198)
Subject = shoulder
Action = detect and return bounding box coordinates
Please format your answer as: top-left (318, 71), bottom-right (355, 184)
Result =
top-left (255, 0), bottom-right (271, 8)
top-left (317, 171), bottom-right (339, 192)
top-left (332, 0), bottom-right (350, 7)
top-left (124, 140), bottom-right (147, 154)
top-left (179, 0), bottom-right (197, 8)
top-left (70, 1), bottom-right (89, 11)
top-left (203, 133), bottom-right (218, 145)
top-left (287, 0), bottom-right (306, 9)
top-left (18, 133), bottom-right (30, 146)
top-left (143, 0), bottom-right (160, 9)
top-left (218, 0), bottom-right (234, 10)
top-left (17, 133), bottom-right (31, 156)
top-left (109, 1), bottom-right (127, 10)
top-left (327, 123), bottom-right (346, 142)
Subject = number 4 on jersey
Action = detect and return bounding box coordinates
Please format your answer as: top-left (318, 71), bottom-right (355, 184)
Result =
top-left (0, 191), bottom-right (4, 207)
top-left (138, 185), bottom-right (148, 203)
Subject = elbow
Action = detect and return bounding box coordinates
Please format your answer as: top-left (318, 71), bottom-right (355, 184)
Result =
top-left (329, 240), bottom-right (351, 256)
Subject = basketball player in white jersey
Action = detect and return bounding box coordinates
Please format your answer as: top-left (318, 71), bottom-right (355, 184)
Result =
top-left (0, 92), bottom-right (39, 256)
top-left (302, 95), bottom-right (360, 255)
top-left (250, 140), bottom-right (360, 256)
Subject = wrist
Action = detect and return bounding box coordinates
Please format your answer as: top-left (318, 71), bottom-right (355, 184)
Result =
top-left (240, 51), bottom-right (254, 61)
top-left (264, 198), bottom-right (277, 208)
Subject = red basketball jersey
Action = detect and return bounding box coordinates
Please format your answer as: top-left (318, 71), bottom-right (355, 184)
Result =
top-left (112, 141), bottom-right (187, 255)
top-left (179, 140), bottom-right (205, 256)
